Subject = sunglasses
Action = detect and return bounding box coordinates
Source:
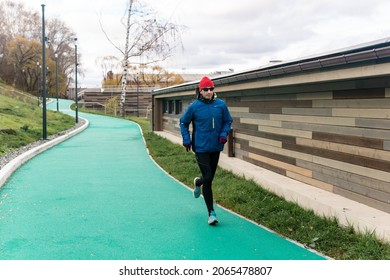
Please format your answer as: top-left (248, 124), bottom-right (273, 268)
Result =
top-left (202, 87), bottom-right (214, 92)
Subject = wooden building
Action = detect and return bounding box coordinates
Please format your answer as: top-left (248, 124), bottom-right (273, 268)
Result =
top-left (152, 38), bottom-right (390, 214)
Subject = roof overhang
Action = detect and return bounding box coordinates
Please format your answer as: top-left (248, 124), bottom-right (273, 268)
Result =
top-left (152, 37), bottom-right (390, 96)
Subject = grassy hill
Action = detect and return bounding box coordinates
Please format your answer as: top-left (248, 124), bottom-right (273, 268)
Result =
top-left (0, 82), bottom-right (75, 155)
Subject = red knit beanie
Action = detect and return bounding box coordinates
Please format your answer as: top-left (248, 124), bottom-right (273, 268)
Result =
top-left (199, 76), bottom-right (214, 91)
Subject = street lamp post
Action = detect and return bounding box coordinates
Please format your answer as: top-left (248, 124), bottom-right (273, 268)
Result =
top-left (36, 62), bottom-right (40, 106)
top-left (74, 38), bottom-right (78, 123)
top-left (55, 53), bottom-right (59, 112)
top-left (136, 74), bottom-right (139, 117)
top-left (41, 3), bottom-right (47, 140)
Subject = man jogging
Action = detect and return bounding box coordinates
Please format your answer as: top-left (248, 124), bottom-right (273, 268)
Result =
top-left (180, 76), bottom-right (233, 225)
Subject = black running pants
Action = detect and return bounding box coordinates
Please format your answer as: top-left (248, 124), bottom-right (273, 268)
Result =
top-left (195, 151), bottom-right (220, 214)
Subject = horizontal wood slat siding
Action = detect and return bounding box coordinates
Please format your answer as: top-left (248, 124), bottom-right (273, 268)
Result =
top-left (83, 91), bottom-right (151, 116)
top-left (333, 88), bottom-right (385, 99)
top-left (312, 132), bottom-right (383, 149)
top-left (227, 87), bottom-right (390, 214)
top-left (159, 79), bottom-right (390, 214)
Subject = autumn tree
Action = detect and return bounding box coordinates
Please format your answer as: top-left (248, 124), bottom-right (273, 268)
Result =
top-left (0, 0), bottom-right (80, 98)
top-left (100, 0), bottom-right (183, 116)
top-left (0, 0), bottom-right (40, 41)
top-left (0, 0), bottom-right (41, 88)
top-left (125, 64), bottom-right (184, 87)
top-left (100, 63), bottom-right (184, 89)
top-left (4, 36), bottom-right (41, 90)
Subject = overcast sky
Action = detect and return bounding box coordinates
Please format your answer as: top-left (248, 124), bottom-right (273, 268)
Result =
top-left (21, 0), bottom-right (390, 87)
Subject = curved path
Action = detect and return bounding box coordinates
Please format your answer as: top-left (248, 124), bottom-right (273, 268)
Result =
top-left (0, 99), bottom-right (325, 260)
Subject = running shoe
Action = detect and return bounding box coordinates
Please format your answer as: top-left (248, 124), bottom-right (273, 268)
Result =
top-left (193, 177), bottom-right (201, 198)
top-left (208, 210), bottom-right (218, 225)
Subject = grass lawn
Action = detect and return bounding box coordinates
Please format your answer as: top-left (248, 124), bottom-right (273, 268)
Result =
top-left (0, 90), bottom-right (75, 155)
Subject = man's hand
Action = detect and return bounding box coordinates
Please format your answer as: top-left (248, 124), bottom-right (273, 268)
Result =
top-left (219, 136), bottom-right (227, 144)
top-left (183, 143), bottom-right (191, 152)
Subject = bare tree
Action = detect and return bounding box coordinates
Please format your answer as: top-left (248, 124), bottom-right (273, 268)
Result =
top-left (99, 0), bottom-right (183, 116)
top-left (45, 18), bottom-right (79, 96)
top-left (95, 55), bottom-right (121, 85)
top-left (0, 0), bottom-right (40, 41)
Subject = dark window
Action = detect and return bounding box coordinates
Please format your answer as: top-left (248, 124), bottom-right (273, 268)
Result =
top-left (175, 100), bottom-right (182, 114)
top-left (168, 100), bottom-right (174, 114)
top-left (163, 101), bottom-right (168, 113)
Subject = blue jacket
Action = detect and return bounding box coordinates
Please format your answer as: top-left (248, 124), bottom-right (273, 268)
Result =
top-left (180, 98), bottom-right (233, 153)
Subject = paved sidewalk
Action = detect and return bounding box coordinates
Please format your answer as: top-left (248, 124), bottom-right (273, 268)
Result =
top-left (156, 131), bottom-right (390, 242)
top-left (0, 99), bottom-right (325, 260)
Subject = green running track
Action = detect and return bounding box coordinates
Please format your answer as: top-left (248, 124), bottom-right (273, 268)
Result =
top-left (0, 99), bottom-right (325, 260)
